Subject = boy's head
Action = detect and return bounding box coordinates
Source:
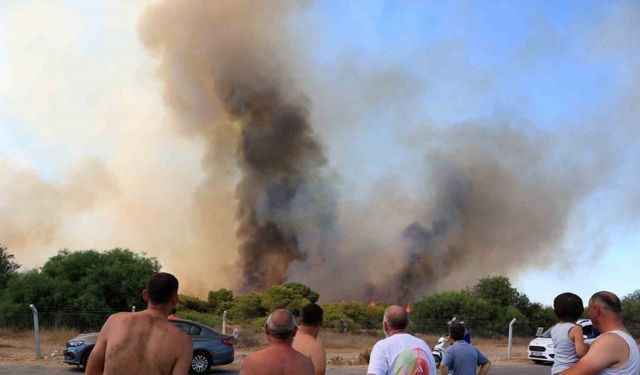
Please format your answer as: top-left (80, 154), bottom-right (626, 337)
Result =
top-left (300, 303), bottom-right (323, 327)
top-left (449, 322), bottom-right (466, 341)
top-left (554, 292), bottom-right (584, 322)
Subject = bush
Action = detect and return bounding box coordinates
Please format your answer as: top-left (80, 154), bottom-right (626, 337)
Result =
top-left (208, 288), bottom-right (234, 312)
top-left (175, 309), bottom-right (221, 330)
top-left (411, 291), bottom-right (500, 335)
top-left (322, 302), bottom-right (385, 331)
top-left (178, 295), bottom-right (210, 312)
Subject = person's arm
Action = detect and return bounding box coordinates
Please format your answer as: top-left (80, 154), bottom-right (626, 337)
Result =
top-left (366, 343), bottom-right (387, 375)
top-left (85, 315), bottom-right (115, 375)
top-left (478, 361), bottom-right (491, 375)
top-left (439, 347), bottom-right (454, 375)
top-left (170, 333), bottom-right (193, 375)
top-left (476, 348), bottom-right (491, 375)
top-left (311, 343), bottom-right (326, 375)
top-left (559, 334), bottom-right (622, 375)
top-left (569, 325), bottom-right (589, 357)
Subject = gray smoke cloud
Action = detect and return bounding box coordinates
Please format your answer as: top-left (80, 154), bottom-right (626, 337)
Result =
top-left (2, 1), bottom-right (636, 302)
top-left (136, 1), bottom-right (636, 301)
top-left (139, 1), bottom-right (335, 292)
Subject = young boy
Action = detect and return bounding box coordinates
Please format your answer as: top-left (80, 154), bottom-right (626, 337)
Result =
top-left (551, 292), bottom-right (589, 374)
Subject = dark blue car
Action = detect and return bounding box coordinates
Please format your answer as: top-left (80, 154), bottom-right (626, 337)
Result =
top-left (63, 318), bottom-right (234, 374)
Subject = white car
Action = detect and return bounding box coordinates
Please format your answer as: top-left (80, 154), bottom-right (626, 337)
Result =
top-left (528, 319), bottom-right (600, 363)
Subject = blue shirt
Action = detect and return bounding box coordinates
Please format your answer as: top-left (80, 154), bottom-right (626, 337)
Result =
top-left (442, 340), bottom-right (489, 375)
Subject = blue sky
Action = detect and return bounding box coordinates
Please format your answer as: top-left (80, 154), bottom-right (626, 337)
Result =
top-left (1, 0), bottom-right (639, 303)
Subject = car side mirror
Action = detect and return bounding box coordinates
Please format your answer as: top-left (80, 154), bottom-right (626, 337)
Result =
top-left (535, 327), bottom-right (544, 337)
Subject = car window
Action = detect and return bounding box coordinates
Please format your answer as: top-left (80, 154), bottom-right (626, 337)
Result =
top-left (173, 322), bottom-right (190, 335)
top-left (189, 324), bottom-right (202, 336)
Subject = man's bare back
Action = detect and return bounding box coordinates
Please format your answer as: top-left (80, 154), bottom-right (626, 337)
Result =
top-left (293, 330), bottom-right (326, 375)
top-left (240, 344), bottom-right (314, 375)
top-left (86, 311), bottom-right (192, 375)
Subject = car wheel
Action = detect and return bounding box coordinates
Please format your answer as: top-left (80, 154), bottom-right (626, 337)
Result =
top-left (190, 351), bottom-right (211, 374)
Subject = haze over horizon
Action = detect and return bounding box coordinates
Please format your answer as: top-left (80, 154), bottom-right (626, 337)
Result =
top-left (1, 0), bottom-right (639, 305)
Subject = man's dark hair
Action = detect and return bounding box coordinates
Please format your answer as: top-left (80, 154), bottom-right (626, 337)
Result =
top-left (146, 272), bottom-right (179, 305)
top-left (590, 291), bottom-right (622, 313)
top-left (300, 303), bottom-right (323, 326)
top-left (554, 292), bottom-right (584, 322)
top-left (449, 322), bottom-right (466, 341)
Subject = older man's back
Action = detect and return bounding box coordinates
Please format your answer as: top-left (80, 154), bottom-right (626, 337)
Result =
top-left (240, 309), bottom-right (314, 375)
top-left (241, 344), bottom-right (313, 375)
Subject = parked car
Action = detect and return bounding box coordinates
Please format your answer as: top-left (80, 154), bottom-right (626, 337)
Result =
top-left (63, 318), bottom-right (234, 374)
top-left (527, 319), bottom-right (600, 364)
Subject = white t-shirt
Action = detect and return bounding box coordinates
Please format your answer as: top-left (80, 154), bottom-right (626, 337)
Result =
top-left (367, 333), bottom-right (437, 375)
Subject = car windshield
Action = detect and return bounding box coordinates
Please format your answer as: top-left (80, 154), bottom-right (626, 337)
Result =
top-left (541, 328), bottom-right (552, 338)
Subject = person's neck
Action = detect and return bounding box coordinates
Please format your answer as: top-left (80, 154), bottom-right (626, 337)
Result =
top-left (598, 319), bottom-right (626, 333)
top-left (387, 329), bottom-right (407, 337)
top-left (268, 337), bottom-right (293, 348)
top-left (145, 304), bottom-right (170, 318)
top-left (298, 325), bottom-right (321, 339)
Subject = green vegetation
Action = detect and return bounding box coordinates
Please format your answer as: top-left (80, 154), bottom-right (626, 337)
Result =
top-left (1, 246), bottom-right (639, 337)
top-left (411, 276), bottom-right (557, 336)
top-left (0, 244), bottom-right (20, 288)
top-left (0, 247), bottom-right (159, 330)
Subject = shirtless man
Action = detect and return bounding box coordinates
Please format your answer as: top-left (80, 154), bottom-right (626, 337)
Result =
top-left (240, 309), bottom-right (314, 375)
top-left (293, 303), bottom-right (327, 375)
top-left (560, 291), bottom-right (640, 375)
top-left (86, 272), bottom-right (192, 375)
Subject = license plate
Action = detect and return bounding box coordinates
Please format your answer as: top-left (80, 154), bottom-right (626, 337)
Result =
top-left (530, 352), bottom-right (545, 357)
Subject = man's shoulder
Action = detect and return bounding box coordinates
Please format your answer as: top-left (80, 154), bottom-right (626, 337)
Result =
top-left (375, 334), bottom-right (428, 349)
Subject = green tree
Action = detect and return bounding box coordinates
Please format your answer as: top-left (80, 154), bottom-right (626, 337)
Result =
top-left (411, 291), bottom-right (501, 335)
top-left (0, 244), bottom-right (20, 288)
top-left (178, 294), bottom-right (210, 312)
top-left (208, 288), bottom-right (234, 311)
top-left (229, 293), bottom-right (265, 319)
top-left (261, 283), bottom-right (320, 313)
top-left (622, 290), bottom-right (640, 336)
top-left (2, 248), bottom-right (160, 312)
top-left (470, 276), bottom-right (522, 307)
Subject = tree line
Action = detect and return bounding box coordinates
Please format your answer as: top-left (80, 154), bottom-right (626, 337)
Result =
top-left (1, 245), bottom-right (638, 337)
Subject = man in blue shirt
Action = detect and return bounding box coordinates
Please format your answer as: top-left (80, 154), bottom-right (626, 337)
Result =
top-left (440, 323), bottom-right (491, 375)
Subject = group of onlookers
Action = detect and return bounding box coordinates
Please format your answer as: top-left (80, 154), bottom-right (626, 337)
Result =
top-left (81, 272), bottom-right (639, 375)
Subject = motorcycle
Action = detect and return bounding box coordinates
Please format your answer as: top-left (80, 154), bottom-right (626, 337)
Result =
top-left (431, 335), bottom-right (447, 368)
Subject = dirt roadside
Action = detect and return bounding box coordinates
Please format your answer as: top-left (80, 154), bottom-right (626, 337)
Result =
top-left (1, 329), bottom-right (534, 368)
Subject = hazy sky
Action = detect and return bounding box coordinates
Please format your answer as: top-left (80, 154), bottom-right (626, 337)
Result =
top-left (1, 0), bottom-right (639, 305)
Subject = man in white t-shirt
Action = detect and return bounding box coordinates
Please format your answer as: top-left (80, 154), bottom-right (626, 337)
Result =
top-left (367, 305), bottom-right (437, 375)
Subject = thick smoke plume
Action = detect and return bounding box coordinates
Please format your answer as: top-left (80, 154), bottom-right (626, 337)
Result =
top-left (2, 1), bottom-right (638, 301)
top-left (370, 124), bottom-right (604, 303)
top-left (139, 1), bottom-right (334, 291)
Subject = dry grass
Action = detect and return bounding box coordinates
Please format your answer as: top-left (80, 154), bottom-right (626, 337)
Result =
top-left (0, 328), bottom-right (80, 345)
top-left (0, 328), bottom-right (79, 367)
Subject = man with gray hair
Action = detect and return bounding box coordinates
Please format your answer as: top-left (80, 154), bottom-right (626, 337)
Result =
top-left (367, 305), bottom-right (437, 375)
top-left (240, 309), bottom-right (314, 375)
top-left (560, 291), bottom-right (640, 375)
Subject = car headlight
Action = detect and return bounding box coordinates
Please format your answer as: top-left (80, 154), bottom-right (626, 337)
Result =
top-left (67, 340), bottom-right (84, 347)
top-left (546, 343), bottom-right (554, 349)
